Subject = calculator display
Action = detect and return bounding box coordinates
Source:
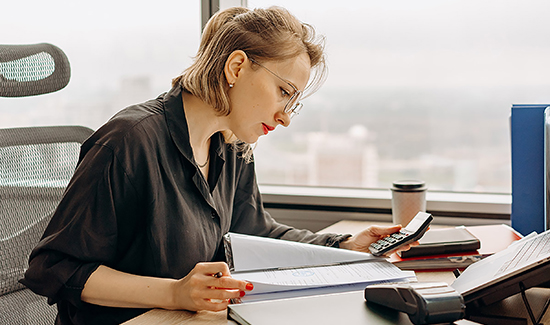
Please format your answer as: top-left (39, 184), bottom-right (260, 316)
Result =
top-left (404, 214), bottom-right (428, 233)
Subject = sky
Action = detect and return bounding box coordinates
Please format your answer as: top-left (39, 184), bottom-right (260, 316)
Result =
top-left (3, 0), bottom-right (550, 91)
top-left (249, 0), bottom-right (550, 89)
top-left (3, 0), bottom-right (548, 192)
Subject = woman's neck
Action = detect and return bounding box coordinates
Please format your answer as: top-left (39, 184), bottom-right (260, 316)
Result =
top-left (181, 92), bottom-right (226, 154)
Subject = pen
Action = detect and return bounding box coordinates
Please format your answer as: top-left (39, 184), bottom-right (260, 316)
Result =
top-left (453, 268), bottom-right (461, 278)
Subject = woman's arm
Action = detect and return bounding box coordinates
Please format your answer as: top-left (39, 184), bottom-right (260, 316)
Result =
top-left (81, 262), bottom-right (252, 312)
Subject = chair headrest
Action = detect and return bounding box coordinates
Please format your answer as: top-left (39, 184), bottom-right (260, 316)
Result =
top-left (0, 43), bottom-right (70, 97)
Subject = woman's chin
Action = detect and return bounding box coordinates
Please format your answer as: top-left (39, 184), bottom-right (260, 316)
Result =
top-left (238, 134), bottom-right (260, 144)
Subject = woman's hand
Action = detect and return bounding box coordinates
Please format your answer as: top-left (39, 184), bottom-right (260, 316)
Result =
top-left (338, 225), bottom-right (419, 256)
top-left (169, 262), bottom-right (253, 312)
top-left (82, 262), bottom-right (253, 312)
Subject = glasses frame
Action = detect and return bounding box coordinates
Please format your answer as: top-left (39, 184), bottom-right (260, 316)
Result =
top-left (249, 58), bottom-right (303, 118)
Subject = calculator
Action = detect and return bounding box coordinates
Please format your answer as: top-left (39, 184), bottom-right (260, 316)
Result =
top-left (368, 212), bottom-right (433, 256)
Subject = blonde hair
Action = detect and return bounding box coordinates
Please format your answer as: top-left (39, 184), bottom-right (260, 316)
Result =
top-left (172, 6), bottom-right (327, 161)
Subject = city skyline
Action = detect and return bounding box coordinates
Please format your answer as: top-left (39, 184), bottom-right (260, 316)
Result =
top-left (3, 0), bottom-right (550, 194)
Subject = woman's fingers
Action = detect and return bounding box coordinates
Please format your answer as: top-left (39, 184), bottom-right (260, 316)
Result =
top-left (194, 261), bottom-right (231, 277)
top-left (368, 224), bottom-right (402, 237)
top-left (207, 288), bottom-right (245, 300)
top-left (172, 261), bottom-right (255, 311)
top-left (211, 274), bottom-right (253, 291)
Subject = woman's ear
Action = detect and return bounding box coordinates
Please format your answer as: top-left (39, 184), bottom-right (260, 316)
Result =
top-left (224, 50), bottom-right (248, 85)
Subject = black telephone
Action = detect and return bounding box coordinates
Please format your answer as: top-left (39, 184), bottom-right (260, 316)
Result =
top-left (368, 211), bottom-right (433, 256)
top-left (364, 282), bottom-right (465, 325)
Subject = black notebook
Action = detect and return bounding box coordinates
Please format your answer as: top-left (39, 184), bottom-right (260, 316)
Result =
top-left (397, 227), bottom-right (480, 258)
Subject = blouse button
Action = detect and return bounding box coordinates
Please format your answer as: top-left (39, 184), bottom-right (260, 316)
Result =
top-left (211, 211), bottom-right (217, 219)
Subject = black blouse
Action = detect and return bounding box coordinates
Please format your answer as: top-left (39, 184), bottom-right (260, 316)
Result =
top-left (21, 86), bottom-right (347, 325)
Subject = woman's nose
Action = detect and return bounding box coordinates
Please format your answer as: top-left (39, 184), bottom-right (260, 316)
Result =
top-left (275, 110), bottom-right (291, 127)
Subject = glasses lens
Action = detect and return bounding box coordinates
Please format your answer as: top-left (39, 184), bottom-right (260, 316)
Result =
top-left (292, 102), bottom-right (303, 118)
top-left (285, 91), bottom-right (302, 114)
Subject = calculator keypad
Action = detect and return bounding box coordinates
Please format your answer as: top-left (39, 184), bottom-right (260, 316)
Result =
top-left (369, 231), bottom-right (411, 255)
top-left (367, 212), bottom-right (432, 256)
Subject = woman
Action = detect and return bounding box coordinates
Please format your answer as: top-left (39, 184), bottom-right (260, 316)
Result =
top-left (22, 6), bottom-right (412, 325)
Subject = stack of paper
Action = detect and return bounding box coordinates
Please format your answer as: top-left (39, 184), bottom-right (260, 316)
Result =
top-left (224, 233), bottom-right (416, 303)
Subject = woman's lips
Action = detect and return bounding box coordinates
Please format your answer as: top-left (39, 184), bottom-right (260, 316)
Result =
top-left (262, 123), bottom-right (274, 135)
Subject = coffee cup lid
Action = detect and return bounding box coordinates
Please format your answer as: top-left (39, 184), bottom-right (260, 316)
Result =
top-left (391, 180), bottom-right (427, 192)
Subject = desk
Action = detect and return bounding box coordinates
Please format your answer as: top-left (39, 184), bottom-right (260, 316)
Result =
top-left (123, 220), bottom-right (549, 325)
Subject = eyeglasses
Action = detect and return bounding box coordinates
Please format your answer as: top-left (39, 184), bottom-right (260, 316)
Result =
top-left (249, 58), bottom-right (303, 118)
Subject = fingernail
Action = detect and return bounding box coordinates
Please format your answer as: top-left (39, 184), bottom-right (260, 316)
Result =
top-left (240, 290), bottom-right (246, 297)
top-left (245, 282), bottom-right (254, 291)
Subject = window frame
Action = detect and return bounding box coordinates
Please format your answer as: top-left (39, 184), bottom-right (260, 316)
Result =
top-left (260, 185), bottom-right (511, 231)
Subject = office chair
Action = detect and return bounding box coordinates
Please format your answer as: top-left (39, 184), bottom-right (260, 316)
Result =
top-left (0, 126), bottom-right (94, 325)
top-left (0, 43), bottom-right (94, 324)
top-left (0, 43), bottom-right (71, 97)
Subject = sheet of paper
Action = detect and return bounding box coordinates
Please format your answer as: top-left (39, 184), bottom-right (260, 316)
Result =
top-left (232, 260), bottom-right (414, 295)
top-left (237, 282), bottom-right (383, 303)
top-left (228, 232), bottom-right (379, 272)
top-left (451, 230), bottom-right (550, 295)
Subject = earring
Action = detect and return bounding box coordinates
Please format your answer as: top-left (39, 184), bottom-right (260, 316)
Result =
top-left (229, 83), bottom-right (234, 88)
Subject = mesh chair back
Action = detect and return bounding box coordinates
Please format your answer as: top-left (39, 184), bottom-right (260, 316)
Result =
top-left (0, 43), bottom-right (71, 97)
top-left (0, 126), bottom-right (93, 325)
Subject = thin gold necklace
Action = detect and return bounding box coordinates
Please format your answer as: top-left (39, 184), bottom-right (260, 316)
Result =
top-left (197, 154), bottom-right (209, 168)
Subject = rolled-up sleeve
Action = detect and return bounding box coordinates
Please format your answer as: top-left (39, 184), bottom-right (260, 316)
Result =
top-left (21, 143), bottom-right (142, 308)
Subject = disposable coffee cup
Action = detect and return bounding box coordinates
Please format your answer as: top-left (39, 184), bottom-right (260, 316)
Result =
top-left (391, 180), bottom-right (427, 226)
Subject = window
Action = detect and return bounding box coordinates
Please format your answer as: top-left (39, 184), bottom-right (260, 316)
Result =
top-left (4, 1), bottom-right (550, 197)
top-left (248, 0), bottom-right (550, 194)
top-left (0, 0), bottom-right (200, 131)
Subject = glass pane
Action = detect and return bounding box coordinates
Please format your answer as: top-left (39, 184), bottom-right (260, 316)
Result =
top-left (248, 0), bottom-right (550, 193)
top-left (0, 0), bottom-right (201, 131)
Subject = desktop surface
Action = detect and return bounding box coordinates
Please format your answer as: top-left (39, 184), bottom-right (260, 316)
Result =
top-left (122, 220), bottom-right (549, 325)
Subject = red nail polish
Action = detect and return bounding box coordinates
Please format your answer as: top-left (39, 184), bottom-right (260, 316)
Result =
top-left (240, 290), bottom-right (246, 297)
top-left (245, 283), bottom-right (254, 291)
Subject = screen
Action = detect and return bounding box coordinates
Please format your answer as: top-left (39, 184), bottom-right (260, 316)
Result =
top-left (404, 214), bottom-right (427, 232)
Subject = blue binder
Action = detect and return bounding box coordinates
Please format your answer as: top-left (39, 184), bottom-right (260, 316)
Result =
top-left (510, 104), bottom-right (549, 235)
